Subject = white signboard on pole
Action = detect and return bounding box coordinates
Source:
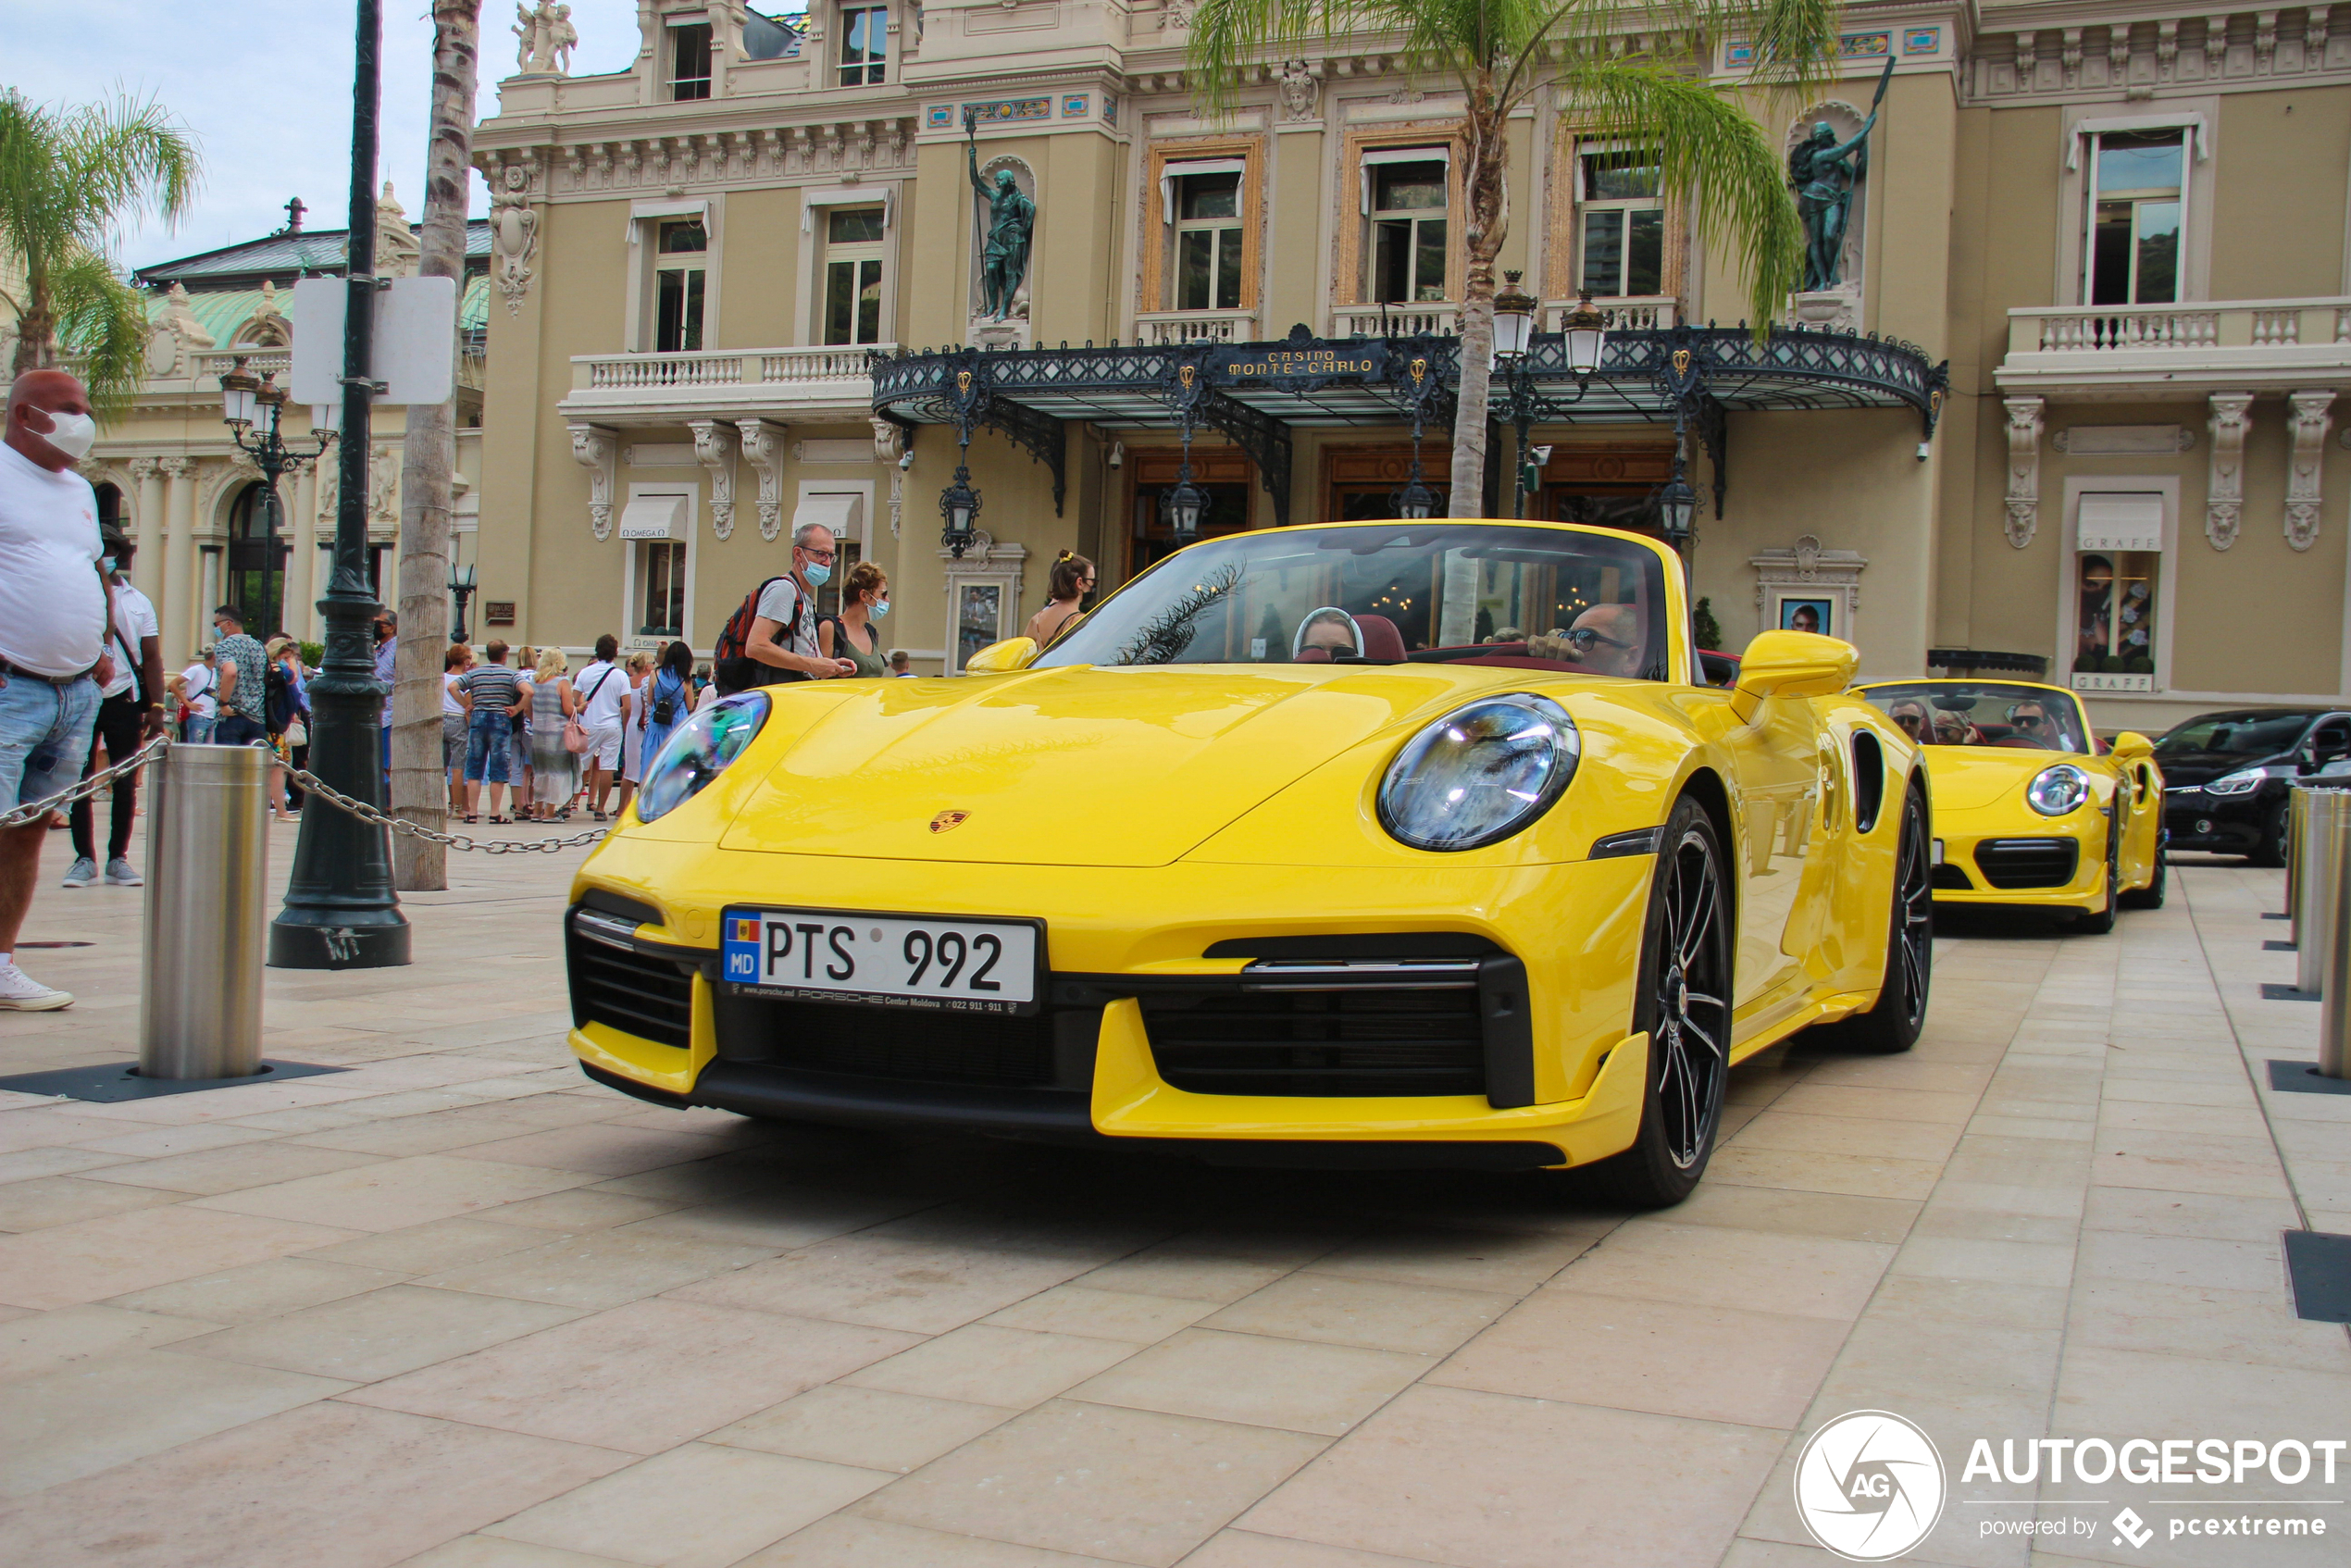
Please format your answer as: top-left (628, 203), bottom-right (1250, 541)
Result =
top-left (289, 275), bottom-right (459, 407)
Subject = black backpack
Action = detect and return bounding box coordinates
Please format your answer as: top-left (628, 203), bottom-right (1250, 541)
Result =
top-left (264, 661), bottom-right (294, 736)
top-left (712, 575), bottom-right (804, 692)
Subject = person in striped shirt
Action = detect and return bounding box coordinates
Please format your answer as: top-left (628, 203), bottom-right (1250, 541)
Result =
top-left (455, 640), bottom-right (529, 823)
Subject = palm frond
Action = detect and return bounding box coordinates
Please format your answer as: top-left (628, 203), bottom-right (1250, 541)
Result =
top-left (1556, 57), bottom-right (1807, 330)
top-left (44, 248), bottom-right (151, 421)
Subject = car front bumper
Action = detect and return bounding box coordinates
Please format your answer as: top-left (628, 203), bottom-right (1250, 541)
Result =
top-left (1927, 821), bottom-right (2111, 909)
top-left (558, 834), bottom-right (1808, 1170)
top-left (2163, 789), bottom-right (2271, 852)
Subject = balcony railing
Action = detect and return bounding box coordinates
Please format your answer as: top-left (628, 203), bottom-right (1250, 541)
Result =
top-left (562, 343), bottom-right (886, 421)
top-left (1331, 303), bottom-right (1460, 339)
top-left (1547, 295), bottom-right (1678, 331)
top-left (1135, 310), bottom-right (1257, 346)
top-left (1997, 297), bottom-right (2351, 393)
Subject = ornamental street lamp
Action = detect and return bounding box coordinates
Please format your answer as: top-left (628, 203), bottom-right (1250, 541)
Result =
top-left (447, 562), bottom-right (479, 644)
top-left (1653, 461), bottom-right (1698, 556)
top-left (271, 0), bottom-right (409, 970)
top-left (1161, 468), bottom-right (1209, 544)
top-left (219, 355), bottom-right (334, 645)
top-left (1561, 290), bottom-right (1610, 380)
top-left (1489, 270), bottom-right (1538, 364)
top-left (939, 463), bottom-right (981, 555)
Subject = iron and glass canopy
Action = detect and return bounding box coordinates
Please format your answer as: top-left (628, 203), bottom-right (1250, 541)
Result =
top-left (871, 321), bottom-right (1949, 526)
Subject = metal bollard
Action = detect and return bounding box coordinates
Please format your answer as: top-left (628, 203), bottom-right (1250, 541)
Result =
top-left (2297, 790), bottom-right (2351, 997)
top-left (2326, 828), bottom-right (2351, 1078)
top-left (2287, 786), bottom-right (2309, 923)
top-left (139, 743), bottom-right (270, 1079)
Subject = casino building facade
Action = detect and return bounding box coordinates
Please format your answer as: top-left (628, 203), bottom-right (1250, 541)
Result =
top-left (461, 0), bottom-right (2351, 728)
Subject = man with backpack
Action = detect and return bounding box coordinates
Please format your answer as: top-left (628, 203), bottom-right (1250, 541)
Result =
top-left (712, 522), bottom-right (857, 694)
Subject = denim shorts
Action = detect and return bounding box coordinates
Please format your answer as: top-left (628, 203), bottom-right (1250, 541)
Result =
top-left (0, 673), bottom-right (101, 811)
top-left (464, 710), bottom-right (513, 783)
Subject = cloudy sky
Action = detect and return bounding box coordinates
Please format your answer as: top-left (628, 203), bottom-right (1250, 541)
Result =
top-left (7, 0), bottom-right (649, 272)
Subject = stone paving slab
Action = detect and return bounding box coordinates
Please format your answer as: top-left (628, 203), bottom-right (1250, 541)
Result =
top-left (0, 820), bottom-right (2343, 1565)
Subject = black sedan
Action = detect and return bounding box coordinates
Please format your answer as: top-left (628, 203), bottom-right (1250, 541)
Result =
top-left (2157, 709), bottom-right (2351, 865)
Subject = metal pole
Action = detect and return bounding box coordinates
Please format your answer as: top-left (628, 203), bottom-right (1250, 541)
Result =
top-left (2288, 786), bottom-right (2308, 926)
top-left (2296, 789), bottom-right (2351, 996)
top-left (2326, 815), bottom-right (2351, 1076)
top-left (270, 0), bottom-right (410, 969)
top-left (141, 746), bottom-right (269, 1078)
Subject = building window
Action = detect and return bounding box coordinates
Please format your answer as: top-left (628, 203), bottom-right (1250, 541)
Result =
top-left (821, 207), bottom-right (887, 345)
top-left (639, 541), bottom-right (686, 637)
top-left (1578, 149), bottom-right (1663, 297)
top-left (839, 6), bottom-right (887, 86)
top-left (653, 218), bottom-right (707, 353)
top-left (1173, 171), bottom-right (1243, 312)
top-left (2070, 491), bottom-right (2165, 693)
top-left (1367, 156), bottom-right (1448, 304)
top-left (669, 21), bottom-right (713, 100)
top-left (814, 538), bottom-right (863, 617)
top-left (226, 482), bottom-right (287, 638)
top-left (2085, 131), bottom-right (2183, 305)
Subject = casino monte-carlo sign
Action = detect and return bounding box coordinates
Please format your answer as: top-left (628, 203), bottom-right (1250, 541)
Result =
top-left (1212, 341), bottom-right (1388, 387)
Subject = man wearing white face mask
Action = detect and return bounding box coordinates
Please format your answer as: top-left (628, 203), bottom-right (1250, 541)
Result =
top-left (0, 369), bottom-right (118, 1011)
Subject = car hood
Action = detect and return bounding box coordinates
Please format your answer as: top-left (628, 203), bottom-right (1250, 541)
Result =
top-left (715, 664), bottom-right (1506, 866)
top-left (1915, 744), bottom-right (2086, 813)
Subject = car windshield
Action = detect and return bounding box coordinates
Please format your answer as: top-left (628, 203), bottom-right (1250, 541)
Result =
top-left (1860, 682), bottom-right (2092, 754)
top-left (2155, 713), bottom-right (2313, 757)
top-left (1031, 524), bottom-right (1676, 680)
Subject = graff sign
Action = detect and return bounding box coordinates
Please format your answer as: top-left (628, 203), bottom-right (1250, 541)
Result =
top-left (1212, 342), bottom-right (1389, 386)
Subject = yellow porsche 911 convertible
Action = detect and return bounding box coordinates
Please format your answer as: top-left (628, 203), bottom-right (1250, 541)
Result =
top-left (1853, 679), bottom-right (2164, 932)
top-left (566, 520), bottom-right (1930, 1207)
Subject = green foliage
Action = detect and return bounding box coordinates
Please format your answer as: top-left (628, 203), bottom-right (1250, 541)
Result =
top-left (0, 88), bottom-right (202, 418)
top-left (1693, 594), bottom-right (1724, 653)
top-left (298, 641), bottom-right (325, 668)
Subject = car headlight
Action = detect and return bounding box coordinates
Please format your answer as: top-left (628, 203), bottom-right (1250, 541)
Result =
top-left (635, 691), bottom-right (770, 824)
top-left (2025, 764), bottom-right (2092, 816)
top-left (2204, 767), bottom-right (2266, 797)
top-left (1377, 694), bottom-right (1579, 851)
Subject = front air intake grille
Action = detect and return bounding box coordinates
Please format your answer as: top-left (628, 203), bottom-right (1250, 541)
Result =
top-left (721, 994), bottom-right (1061, 1089)
top-left (1973, 837), bottom-right (2080, 890)
top-left (566, 926), bottom-right (695, 1049)
top-left (1140, 985), bottom-right (1486, 1097)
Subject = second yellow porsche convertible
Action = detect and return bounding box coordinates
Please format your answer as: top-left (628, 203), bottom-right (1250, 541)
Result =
top-left (566, 520), bottom-right (1930, 1207)
top-left (1853, 679), bottom-right (2164, 931)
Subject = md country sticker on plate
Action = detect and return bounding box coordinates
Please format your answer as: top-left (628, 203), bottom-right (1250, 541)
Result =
top-left (721, 906), bottom-right (1042, 1014)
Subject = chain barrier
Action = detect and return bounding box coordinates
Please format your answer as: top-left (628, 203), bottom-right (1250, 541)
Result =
top-left (0, 733), bottom-right (606, 854)
top-left (0, 733), bottom-right (172, 830)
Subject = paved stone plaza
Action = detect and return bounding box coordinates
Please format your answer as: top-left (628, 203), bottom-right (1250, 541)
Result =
top-left (0, 822), bottom-right (2345, 1567)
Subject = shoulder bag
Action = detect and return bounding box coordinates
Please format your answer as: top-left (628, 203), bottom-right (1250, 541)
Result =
top-left (565, 667), bottom-right (616, 754)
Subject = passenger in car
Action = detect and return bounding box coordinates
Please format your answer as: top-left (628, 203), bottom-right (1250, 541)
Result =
top-left (1292, 607), bottom-right (1362, 661)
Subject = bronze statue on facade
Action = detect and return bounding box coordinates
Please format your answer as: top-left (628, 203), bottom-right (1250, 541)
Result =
top-left (1788, 56), bottom-right (1894, 293)
top-left (965, 114), bottom-right (1036, 321)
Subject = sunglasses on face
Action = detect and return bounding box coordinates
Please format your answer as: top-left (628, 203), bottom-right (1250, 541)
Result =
top-left (1560, 627), bottom-right (1635, 653)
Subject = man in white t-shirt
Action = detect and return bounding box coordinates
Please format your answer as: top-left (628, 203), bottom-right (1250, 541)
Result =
top-left (177, 651), bottom-right (218, 742)
top-left (0, 369), bottom-right (118, 1011)
top-left (574, 633), bottom-right (630, 819)
top-left (64, 529), bottom-right (166, 890)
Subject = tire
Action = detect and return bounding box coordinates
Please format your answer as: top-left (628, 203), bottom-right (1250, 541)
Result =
top-left (2249, 799), bottom-right (2290, 868)
top-left (1834, 784), bottom-right (1934, 1054)
top-left (2120, 839), bottom-right (2168, 909)
top-left (1586, 795), bottom-right (1734, 1210)
top-left (2073, 823), bottom-right (2120, 935)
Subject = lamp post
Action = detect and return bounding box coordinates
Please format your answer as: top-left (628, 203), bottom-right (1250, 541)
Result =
top-left (447, 562), bottom-right (479, 644)
top-left (219, 357), bottom-right (332, 642)
top-left (269, 0), bottom-right (409, 970)
top-left (1389, 350), bottom-right (1445, 520)
top-left (940, 362), bottom-right (984, 559)
top-left (1653, 460), bottom-right (1698, 557)
top-left (1487, 275), bottom-right (1602, 519)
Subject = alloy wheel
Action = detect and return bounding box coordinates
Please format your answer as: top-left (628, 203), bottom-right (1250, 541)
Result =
top-left (1655, 828), bottom-right (1730, 1169)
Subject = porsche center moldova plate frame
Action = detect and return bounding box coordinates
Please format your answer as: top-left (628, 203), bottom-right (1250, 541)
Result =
top-left (720, 904), bottom-right (1047, 1015)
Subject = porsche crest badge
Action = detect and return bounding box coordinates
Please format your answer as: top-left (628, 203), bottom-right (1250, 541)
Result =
top-left (929, 811), bottom-right (969, 833)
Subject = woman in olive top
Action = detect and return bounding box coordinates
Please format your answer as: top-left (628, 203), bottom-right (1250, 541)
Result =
top-left (819, 561), bottom-right (891, 678)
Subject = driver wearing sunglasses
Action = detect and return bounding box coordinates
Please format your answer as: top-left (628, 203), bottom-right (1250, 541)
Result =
top-left (2009, 702), bottom-right (2059, 745)
top-left (1527, 604), bottom-right (1645, 678)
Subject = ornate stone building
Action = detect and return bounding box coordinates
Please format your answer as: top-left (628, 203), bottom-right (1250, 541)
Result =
top-left (459, 0), bottom-right (2351, 725)
top-left (48, 192), bottom-right (491, 666)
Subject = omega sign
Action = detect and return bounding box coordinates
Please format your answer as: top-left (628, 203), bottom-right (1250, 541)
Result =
top-left (1213, 342), bottom-right (1388, 386)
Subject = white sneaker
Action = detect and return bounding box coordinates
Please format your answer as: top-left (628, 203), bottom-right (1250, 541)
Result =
top-left (105, 858), bottom-right (143, 887)
top-left (0, 963), bottom-right (72, 1011)
top-left (60, 857), bottom-right (97, 889)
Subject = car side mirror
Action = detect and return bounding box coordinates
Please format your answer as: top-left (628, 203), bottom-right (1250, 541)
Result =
top-left (1733, 630), bottom-right (1857, 708)
top-left (962, 637), bottom-right (1039, 675)
top-left (2110, 730), bottom-right (2155, 762)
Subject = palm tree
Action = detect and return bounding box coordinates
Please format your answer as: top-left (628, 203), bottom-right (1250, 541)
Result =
top-left (0, 90), bottom-right (200, 417)
top-left (1187, 0), bottom-right (1838, 516)
top-left (392, 0), bottom-right (484, 891)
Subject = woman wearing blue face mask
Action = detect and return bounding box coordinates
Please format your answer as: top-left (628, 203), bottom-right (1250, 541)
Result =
top-left (818, 560), bottom-right (891, 678)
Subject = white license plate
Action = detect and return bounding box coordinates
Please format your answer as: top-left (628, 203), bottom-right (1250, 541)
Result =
top-left (720, 906), bottom-right (1041, 1013)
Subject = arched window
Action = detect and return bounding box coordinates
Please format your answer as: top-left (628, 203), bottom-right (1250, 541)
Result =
top-left (226, 481), bottom-right (288, 638)
top-left (94, 482), bottom-right (124, 539)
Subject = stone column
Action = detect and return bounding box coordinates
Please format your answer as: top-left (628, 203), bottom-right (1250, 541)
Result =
top-left (287, 460), bottom-right (318, 644)
top-left (199, 548), bottom-right (222, 638)
top-left (128, 458), bottom-right (164, 602)
top-left (158, 457), bottom-right (196, 662)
